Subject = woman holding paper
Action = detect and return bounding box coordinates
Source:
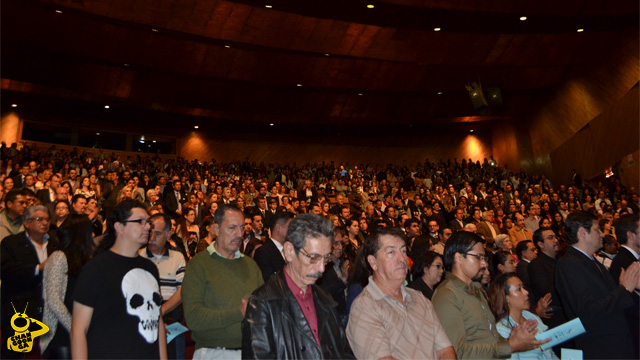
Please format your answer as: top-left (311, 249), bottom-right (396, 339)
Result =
top-left (489, 273), bottom-right (559, 360)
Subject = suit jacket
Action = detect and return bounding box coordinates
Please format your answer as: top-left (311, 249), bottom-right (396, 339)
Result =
top-left (13, 175), bottom-right (27, 189)
top-left (608, 246), bottom-right (640, 358)
top-left (317, 262), bottom-right (347, 318)
top-left (164, 190), bottom-right (182, 215)
top-left (528, 252), bottom-right (567, 329)
top-left (253, 239), bottom-right (286, 283)
top-left (448, 219), bottom-right (464, 232)
top-left (242, 271), bottom-right (353, 359)
top-left (1, 232), bottom-right (58, 327)
top-left (36, 188), bottom-right (54, 205)
top-left (476, 221), bottom-right (500, 243)
top-left (556, 246), bottom-right (636, 359)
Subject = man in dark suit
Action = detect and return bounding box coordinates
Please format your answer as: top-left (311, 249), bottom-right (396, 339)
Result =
top-left (253, 212), bottom-right (293, 282)
top-left (164, 180), bottom-right (184, 216)
top-left (556, 211), bottom-right (639, 359)
top-left (243, 214), bottom-right (264, 256)
top-left (514, 240), bottom-right (536, 294)
top-left (1, 205), bottom-right (58, 359)
top-left (12, 163), bottom-right (30, 189)
top-left (528, 228), bottom-right (567, 331)
top-left (448, 208), bottom-right (465, 232)
top-left (35, 174), bottom-right (61, 205)
top-left (610, 214), bottom-right (640, 358)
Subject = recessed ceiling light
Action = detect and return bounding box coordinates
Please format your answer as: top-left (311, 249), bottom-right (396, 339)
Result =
top-left (269, 123), bottom-right (274, 126)
top-left (96, 132), bottom-right (100, 135)
top-left (194, 125), bottom-right (199, 129)
top-left (577, 28), bottom-right (584, 32)
top-left (296, 84), bottom-right (302, 87)
top-left (358, 93), bottom-right (363, 96)
top-left (265, 5), bottom-right (272, 8)
top-left (366, 4), bottom-right (374, 9)
top-left (519, 16), bottom-right (527, 21)
top-left (224, 45), bottom-right (231, 48)
top-left (55, 10), bottom-right (63, 14)
top-left (152, 140), bottom-right (157, 143)
top-left (123, 63), bottom-right (130, 67)
top-left (470, 129), bottom-right (474, 133)
top-left (324, 53), bottom-right (330, 56)
top-left (151, 28), bottom-right (159, 32)
top-left (104, 105), bottom-right (110, 109)
top-left (437, 91), bottom-right (443, 95)
top-left (434, 27), bottom-right (441, 31)
top-left (11, 104), bottom-right (17, 107)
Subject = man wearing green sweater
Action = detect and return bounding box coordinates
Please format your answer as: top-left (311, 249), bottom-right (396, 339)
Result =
top-left (182, 205), bottom-right (263, 359)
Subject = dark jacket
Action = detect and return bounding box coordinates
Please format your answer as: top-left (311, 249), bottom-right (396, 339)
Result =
top-left (241, 270), bottom-right (353, 359)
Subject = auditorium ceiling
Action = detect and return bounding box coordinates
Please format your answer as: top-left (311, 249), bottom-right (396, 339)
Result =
top-left (2, 0), bottom-right (638, 137)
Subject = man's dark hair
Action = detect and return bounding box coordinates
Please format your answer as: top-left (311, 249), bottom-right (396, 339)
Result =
top-left (515, 240), bottom-right (532, 259)
top-left (564, 211), bottom-right (597, 245)
top-left (71, 193), bottom-right (87, 205)
top-left (5, 188), bottom-right (22, 204)
top-left (150, 212), bottom-right (172, 232)
top-left (614, 213), bottom-right (639, 245)
top-left (285, 214), bottom-right (333, 253)
top-left (96, 200), bottom-right (146, 255)
top-left (19, 188), bottom-right (35, 197)
top-left (270, 211), bottom-right (294, 231)
top-left (404, 218), bottom-right (419, 229)
top-left (214, 204), bottom-right (242, 226)
top-left (532, 227), bottom-right (552, 252)
top-left (443, 231), bottom-right (484, 271)
top-left (361, 227), bottom-right (406, 274)
top-left (384, 205), bottom-right (395, 215)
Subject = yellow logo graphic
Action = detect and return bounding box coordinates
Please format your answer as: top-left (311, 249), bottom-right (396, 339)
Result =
top-left (6, 303), bottom-right (49, 353)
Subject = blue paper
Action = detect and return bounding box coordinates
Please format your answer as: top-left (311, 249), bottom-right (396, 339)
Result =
top-left (165, 322), bottom-right (189, 343)
top-left (561, 348), bottom-right (583, 360)
top-left (536, 317), bottom-right (586, 350)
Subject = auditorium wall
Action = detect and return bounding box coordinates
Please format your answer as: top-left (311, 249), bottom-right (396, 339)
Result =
top-left (176, 130), bottom-right (493, 166)
top-left (493, 29), bottom-right (639, 187)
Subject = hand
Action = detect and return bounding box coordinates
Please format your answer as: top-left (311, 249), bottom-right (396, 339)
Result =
top-left (240, 297), bottom-right (249, 317)
top-left (620, 262), bottom-right (640, 292)
top-left (535, 293), bottom-right (553, 319)
top-left (508, 321), bottom-right (550, 353)
top-left (38, 259), bottom-right (49, 272)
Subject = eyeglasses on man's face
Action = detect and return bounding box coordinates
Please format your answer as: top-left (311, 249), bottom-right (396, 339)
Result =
top-left (298, 247), bottom-right (331, 265)
top-left (123, 218), bottom-right (150, 226)
top-left (465, 253), bottom-right (488, 262)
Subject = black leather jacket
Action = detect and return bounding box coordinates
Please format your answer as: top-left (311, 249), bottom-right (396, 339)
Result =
top-left (241, 270), bottom-right (354, 359)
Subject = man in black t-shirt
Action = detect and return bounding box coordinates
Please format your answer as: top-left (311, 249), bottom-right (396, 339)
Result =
top-left (71, 200), bottom-right (167, 359)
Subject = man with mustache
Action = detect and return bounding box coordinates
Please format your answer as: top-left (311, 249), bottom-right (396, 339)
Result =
top-left (182, 205), bottom-right (263, 359)
top-left (432, 231), bottom-right (547, 359)
top-left (242, 214), bottom-right (353, 359)
top-left (347, 228), bottom-right (455, 359)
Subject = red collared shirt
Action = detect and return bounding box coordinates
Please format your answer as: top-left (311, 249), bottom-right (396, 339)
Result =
top-left (284, 269), bottom-right (319, 345)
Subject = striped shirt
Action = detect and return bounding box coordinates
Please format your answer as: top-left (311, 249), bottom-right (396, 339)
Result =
top-left (139, 247), bottom-right (186, 300)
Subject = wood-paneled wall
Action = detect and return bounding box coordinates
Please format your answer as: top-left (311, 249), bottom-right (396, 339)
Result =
top-left (176, 130), bottom-right (493, 166)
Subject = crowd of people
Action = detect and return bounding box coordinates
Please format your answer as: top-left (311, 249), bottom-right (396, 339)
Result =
top-left (1, 141), bottom-right (639, 360)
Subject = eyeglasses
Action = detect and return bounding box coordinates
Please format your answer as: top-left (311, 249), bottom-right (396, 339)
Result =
top-left (465, 253), bottom-right (488, 262)
top-left (123, 218), bottom-right (150, 226)
top-left (28, 217), bottom-right (49, 223)
top-left (298, 247), bottom-right (331, 265)
top-left (544, 235), bottom-right (558, 241)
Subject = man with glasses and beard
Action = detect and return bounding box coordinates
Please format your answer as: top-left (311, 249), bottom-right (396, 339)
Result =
top-left (242, 214), bottom-right (353, 359)
top-left (432, 231), bottom-right (546, 359)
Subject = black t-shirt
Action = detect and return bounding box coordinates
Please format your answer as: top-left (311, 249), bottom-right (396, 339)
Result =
top-left (74, 250), bottom-right (161, 359)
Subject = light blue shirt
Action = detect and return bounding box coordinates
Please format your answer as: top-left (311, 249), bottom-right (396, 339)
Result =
top-left (496, 310), bottom-right (559, 360)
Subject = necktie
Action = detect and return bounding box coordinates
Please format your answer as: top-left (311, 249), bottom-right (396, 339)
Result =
top-left (592, 258), bottom-right (604, 276)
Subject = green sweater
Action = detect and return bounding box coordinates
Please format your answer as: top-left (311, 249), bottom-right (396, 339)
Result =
top-left (181, 250), bottom-right (263, 349)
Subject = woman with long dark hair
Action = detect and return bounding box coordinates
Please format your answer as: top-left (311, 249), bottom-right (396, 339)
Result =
top-left (41, 215), bottom-right (95, 359)
top-left (408, 251), bottom-right (444, 300)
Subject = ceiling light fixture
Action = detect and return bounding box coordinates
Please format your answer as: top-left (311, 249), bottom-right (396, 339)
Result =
top-left (577, 28), bottom-right (584, 32)
top-left (224, 45), bottom-right (231, 48)
top-left (96, 132), bottom-right (100, 135)
top-left (55, 10), bottom-right (63, 14)
top-left (11, 104), bottom-right (17, 107)
top-left (324, 53), bottom-right (330, 56)
top-left (519, 16), bottom-right (527, 21)
top-left (366, 4), bottom-right (374, 9)
top-left (470, 129), bottom-right (474, 133)
top-left (104, 105), bottom-right (110, 109)
top-left (151, 28), bottom-right (159, 32)
top-left (358, 93), bottom-right (363, 96)
top-left (194, 125), bottom-right (199, 129)
top-left (296, 84), bottom-right (302, 87)
top-left (437, 91), bottom-right (443, 95)
top-left (152, 140), bottom-right (157, 143)
top-left (434, 27), bottom-right (441, 31)
top-left (270, 123), bottom-right (274, 126)
top-left (265, 5), bottom-right (272, 8)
